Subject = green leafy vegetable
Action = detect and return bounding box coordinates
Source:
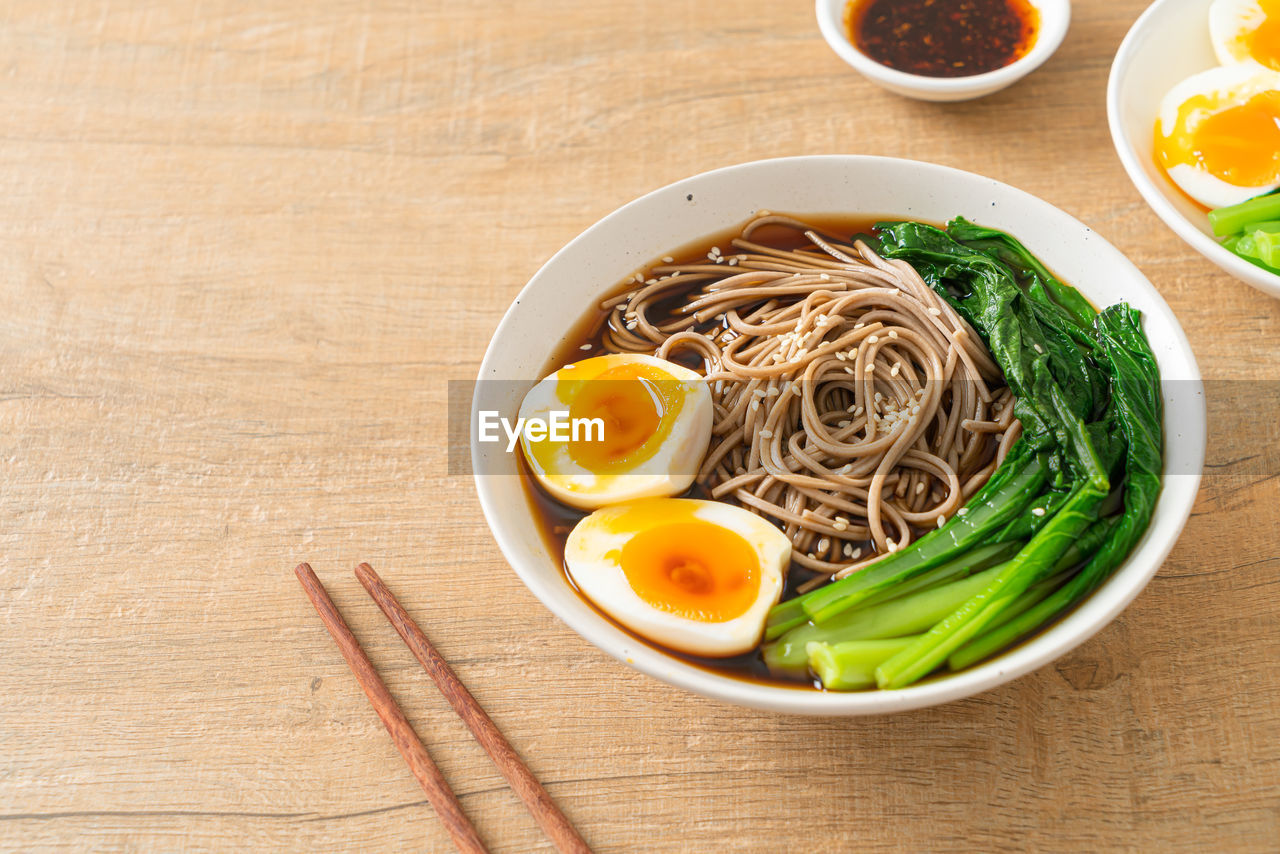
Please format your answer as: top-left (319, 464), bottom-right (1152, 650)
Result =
top-left (1209, 192), bottom-right (1280, 273)
top-left (763, 218), bottom-right (1165, 691)
top-left (1208, 191), bottom-right (1280, 237)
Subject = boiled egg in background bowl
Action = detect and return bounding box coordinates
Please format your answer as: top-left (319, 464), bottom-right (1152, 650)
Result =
top-left (1154, 63), bottom-right (1280, 209)
top-left (565, 498), bottom-right (790, 658)
top-left (1210, 0), bottom-right (1280, 69)
top-left (517, 353), bottom-right (712, 510)
top-left (1109, 0), bottom-right (1280, 298)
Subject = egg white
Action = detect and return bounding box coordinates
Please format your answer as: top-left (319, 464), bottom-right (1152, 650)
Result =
top-left (565, 499), bottom-right (790, 657)
top-left (1210, 0), bottom-right (1270, 68)
top-left (1156, 64), bottom-right (1280, 208)
top-left (518, 353), bottom-right (713, 510)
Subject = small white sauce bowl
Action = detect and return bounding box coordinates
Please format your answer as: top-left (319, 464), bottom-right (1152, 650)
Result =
top-left (472, 156), bottom-right (1205, 716)
top-left (815, 0), bottom-right (1070, 101)
top-left (1107, 0), bottom-right (1280, 300)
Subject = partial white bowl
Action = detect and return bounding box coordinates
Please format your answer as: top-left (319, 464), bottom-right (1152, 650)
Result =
top-left (472, 156), bottom-right (1205, 715)
top-left (1108, 0), bottom-right (1280, 300)
top-left (815, 0), bottom-right (1070, 101)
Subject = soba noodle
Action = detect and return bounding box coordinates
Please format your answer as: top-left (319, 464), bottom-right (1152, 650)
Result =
top-left (597, 215), bottom-right (1019, 582)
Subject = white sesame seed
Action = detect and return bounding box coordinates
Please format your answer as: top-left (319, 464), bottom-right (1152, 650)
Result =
top-left (645, 278), bottom-right (657, 285)
top-left (836, 351), bottom-right (847, 361)
top-left (868, 335), bottom-right (879, 344)
top-left (579, 344), bottom-right (591, 350)
top-left (888, 330), bottom-right (898, 339)
top-left (753, 388), bottom-right (767, 398)
top-left (750, 399), bottom-right (760, 411)
top-left (838, 420), bottom-right (850, 428)
top-left (844, 366), bottom-right (855, 374)
top-left (854, 406), bottom-right (864, 416)
top-left (928, 307), bottom-right (942, 316)
top-left (671, 271), bottom-right (682, 278)
top-left (662, 256), bottom-right (674, 263)
top-left (818, 538), bottom-right (830, 551)
top-left (625, 321), bottom-right (637, 330)
top-left (728, 258), bottom-right (739, 266)
top-left (767, 387), bottom-right (781, 396)
top-left (1032, 507), bottom-right (1046, 517)
top-left (957, 507), bottom-right (969, 516)
top-left (891, 364), bottom-right (901, 376)
top-left (887, 540), bottom-right (899, 552)
top-left (1034, 344), bottom-right (1044, 354)
top-left (916, 482), bottom-right (925, 494)
top-left (759, 429), bottom-right (773, 439)
top-left (849, 547), bottom-right (862, 560)
top-left (937, 516), bottom-right (946, 528)
top-left (834, 521), bottom-right (848, 532)
top-left (864, 363), bottom-right (875, 373)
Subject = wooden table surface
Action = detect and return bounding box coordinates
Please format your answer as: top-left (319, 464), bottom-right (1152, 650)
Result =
top-left (3, 0), bottom-right (1278, 851)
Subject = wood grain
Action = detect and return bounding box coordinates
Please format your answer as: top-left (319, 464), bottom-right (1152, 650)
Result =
top-left (294, 563), bottom-right (487, 853)
top-left (355, 562), bottom-right (591, 854)
top-left (0, 0), bottom-right (1277, 851)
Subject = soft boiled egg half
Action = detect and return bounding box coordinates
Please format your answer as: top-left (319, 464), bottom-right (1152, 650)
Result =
top-left (1210, 0), bottom-right (1280, 71)
top-left (1154, 61), bottom-right (1280, 209)
top-left (518, 353), bottom-right (713, 510)
top-left (565, 498), bottom-right (790, 657)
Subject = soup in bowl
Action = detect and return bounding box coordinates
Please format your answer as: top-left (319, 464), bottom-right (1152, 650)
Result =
top-left (471, 156), bottom-right (1204, 715)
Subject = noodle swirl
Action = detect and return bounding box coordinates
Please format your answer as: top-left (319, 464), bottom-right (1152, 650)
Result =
top-left (600, 216), bottom-right (1018, 581)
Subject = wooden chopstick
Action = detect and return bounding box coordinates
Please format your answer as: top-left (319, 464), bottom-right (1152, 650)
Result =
top-left (293, 563), bottom-right (488, 854)
top-left (355, 562), bottom-right (593, 854)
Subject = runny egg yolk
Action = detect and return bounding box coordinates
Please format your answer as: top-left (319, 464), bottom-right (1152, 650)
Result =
top-left (560, 362), bottom-right (682, 471)
top-left (1156, 89), bottom-right (1280, 188)
top-left (613, 508), bottom-right (760, 624)
top-left (1242, 0), bottom-right (1280, 71)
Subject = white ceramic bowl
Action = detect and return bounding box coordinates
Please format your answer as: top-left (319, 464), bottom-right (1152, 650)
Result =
top-left (472, 156), bottom-right (1205, 715)
top-left (815, 0), bottom-right (1070, 101)
top-left (1108, 0), bottom-right (1280, 300)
